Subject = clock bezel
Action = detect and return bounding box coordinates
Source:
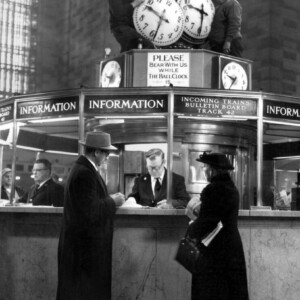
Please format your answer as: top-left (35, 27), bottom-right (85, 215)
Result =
top-left (180, 0), bottom-right (215, 45)
top-left (212, 55), bottom-right (252, 91)
top-left (133, 0), bottom-right (185, 47)
top-left (100, 55), bottom-right (125, 88)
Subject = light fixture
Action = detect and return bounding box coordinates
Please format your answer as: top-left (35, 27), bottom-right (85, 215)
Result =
top-left (28, 116), bottom-right (79, 123)
top-left (16, 145), bottom-right (44, 151)
top-left (94, 115), bottom-right (166, 119)
top-left (264, 120), bottom-right (300, 127)
top-left (0, 122), bottom-right (26, 130)
top-left (45, 150), bottom-right (78, 156)
top-left (273, 156), bottom-right (300, 160)
top-left (177, 115), bottom-right (250, 121)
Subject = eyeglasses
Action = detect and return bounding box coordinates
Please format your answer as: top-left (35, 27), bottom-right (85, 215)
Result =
top-left (32, 169), bottom-right (48, 173)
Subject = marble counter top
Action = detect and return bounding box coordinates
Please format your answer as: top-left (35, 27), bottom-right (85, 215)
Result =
top-left (0, 205), bottom-right (300, 218)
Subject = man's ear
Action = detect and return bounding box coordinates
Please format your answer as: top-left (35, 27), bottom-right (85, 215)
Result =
top-left (94, 149), bottom-right (101, 157)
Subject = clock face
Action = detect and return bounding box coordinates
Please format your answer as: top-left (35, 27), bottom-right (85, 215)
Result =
top-left (221, 62), bottom-right (248, 90)
top-left (179, 0), bottom-right (215, 42)
top-left (101, 60), bottom-right (122, 88)
top-left (133, 0), bottom-right (184, 46)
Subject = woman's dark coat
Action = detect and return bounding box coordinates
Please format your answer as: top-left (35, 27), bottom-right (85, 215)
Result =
top-left (189, 173), bottom-right (249, 300)
top-left (56, 155), bottom-right (116, 300)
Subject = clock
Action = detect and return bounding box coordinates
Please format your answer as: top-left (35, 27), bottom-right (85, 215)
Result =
top-left (100, 56), bottom-right (124, 88)
top-left (133, 0), bottom-right (184, 47)
top-left (212, 56), bottom-right (252, 91)
top-left (179, 0), bottom-right (215, 45)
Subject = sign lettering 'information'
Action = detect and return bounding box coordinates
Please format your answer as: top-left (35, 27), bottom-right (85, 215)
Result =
top-left (147, 52), bottom-right (189, 87)
top-left (17, 96), bottom-right (79, 119)
top-left (85, 95), bottom-right (168, 114)
top-left (264, 100), bottom-right (300, 121)
top-left (174, 95), bottom-right (257, 117)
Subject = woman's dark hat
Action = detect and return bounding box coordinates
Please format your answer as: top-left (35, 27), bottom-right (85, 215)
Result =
top-left (196, 152), bottom-right (234, 170)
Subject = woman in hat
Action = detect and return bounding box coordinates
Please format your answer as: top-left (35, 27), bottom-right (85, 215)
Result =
top-left (1, 168), bottom-right (25, 201)
top-left (187, 152), bottom-right (249, 300)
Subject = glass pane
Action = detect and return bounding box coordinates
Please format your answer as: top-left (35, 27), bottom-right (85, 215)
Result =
top-left (85, 116), bottom-right (169, 206)
top-left (174, 117), bottom-right (257, 209)
top-left (263, 122), bottom-right (300, 210)
top-left (10, 118), bottom-right (79, 206)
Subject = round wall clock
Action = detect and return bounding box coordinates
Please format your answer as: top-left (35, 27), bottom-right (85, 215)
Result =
top-left (101, 60), bottom-right (122, 88)
top-left (178, 0), bottom-right (215, 45)
top-left (221, 61), bottom-right (248, 90)
top-left (133, 0), bottom-right (184, 47)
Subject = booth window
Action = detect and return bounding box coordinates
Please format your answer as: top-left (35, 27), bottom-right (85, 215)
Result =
top-left (263, 121), bottom-right (300, 210)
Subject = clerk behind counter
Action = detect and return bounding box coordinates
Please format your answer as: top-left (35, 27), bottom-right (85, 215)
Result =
top-left (17, 158), bottom-right (64, 207)
top-left (124, 148), bottom-right (190, 209)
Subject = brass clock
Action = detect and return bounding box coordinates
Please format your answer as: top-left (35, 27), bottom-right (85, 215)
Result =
top-left (100, 58), bottom-right (124, 88)
top-left (133, 0), bottom-right (184, 47)
top-left (212, 56), bottom-right (252, 91)
top-left (221, 62), bottom-right (248, 90)
top-left (179, 0), bottom-right (215, 45)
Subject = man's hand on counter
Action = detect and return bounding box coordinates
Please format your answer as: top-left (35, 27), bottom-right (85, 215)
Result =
top-left (110, 192), bottom-right (125, 207)
top-left (156, 199), bottom-right (173, 209)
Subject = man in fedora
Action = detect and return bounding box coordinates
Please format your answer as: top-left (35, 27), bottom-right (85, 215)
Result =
top-left (56, 131), bottom-right (125, 300)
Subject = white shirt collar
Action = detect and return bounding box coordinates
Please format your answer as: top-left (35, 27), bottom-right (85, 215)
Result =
top-left (151, 168), bottom-right (165, 182)
top-left (87, 157), bottom-right (98, 171)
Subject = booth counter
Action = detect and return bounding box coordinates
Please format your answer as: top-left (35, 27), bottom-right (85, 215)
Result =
top-left (1, 206), bottom-right (300, 300)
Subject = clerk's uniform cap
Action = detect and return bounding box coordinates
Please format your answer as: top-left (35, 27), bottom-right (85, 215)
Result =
top-left (145, 148), bottom-right (164, 159)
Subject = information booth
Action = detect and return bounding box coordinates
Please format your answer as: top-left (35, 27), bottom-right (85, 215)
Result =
top-left (1, 50), bottom-right (300, 300)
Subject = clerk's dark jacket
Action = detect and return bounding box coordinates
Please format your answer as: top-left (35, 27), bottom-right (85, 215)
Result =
top-left (56, 155), bottom-right (116, 300)
top-left (18, 178), bottom-right (64, 207)
top-left (189, 173), bottom-right (249, 300)
top-left (109, 0), bottom-right (155, 52)
top-left (128, 168), bottom-right (190, 208)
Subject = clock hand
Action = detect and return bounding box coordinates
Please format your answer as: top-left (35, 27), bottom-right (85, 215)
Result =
top-left (186, 4), bottom-right (208, 36)
top-left (227, 75), bottom-right (237, 89)
top-left (145, 5), bottom-right (169, 23)
top-left (197, 4), bottom-right (208, 35)
top-left (152, 9), bottom-right (168, 41)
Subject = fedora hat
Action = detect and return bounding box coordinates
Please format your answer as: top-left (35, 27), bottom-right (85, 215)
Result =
top-left (196, 152), bottom-right (234, 170)
top-left (79, 132), bottom-right (117, 150)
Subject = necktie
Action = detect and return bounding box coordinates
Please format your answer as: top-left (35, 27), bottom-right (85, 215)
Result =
top-left (154, 178), bottom-right (161, 200)
top-left (33, 184), bottom-right (40, 196)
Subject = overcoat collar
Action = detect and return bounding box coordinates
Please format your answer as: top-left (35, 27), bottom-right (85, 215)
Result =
top-left (76, 155), bottom-right (108, 195)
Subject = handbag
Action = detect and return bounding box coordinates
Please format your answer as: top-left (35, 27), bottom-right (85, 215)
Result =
top-left (175, 231), bottom-right (200, 273)
top-left (175, 221), bottom-right (223, 273)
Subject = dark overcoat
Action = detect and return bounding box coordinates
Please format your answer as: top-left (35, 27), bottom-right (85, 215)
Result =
top-left (56, 156), bottom-right (116, 300)
top-left (189, 173), bottom-right (249, 300)
top-left (128, 169), bottom-right (190, 208)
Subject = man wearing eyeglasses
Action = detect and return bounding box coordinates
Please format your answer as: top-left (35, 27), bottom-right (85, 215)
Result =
top-left (56, 131), bottom-right (125, 300)
top-left (126, 148), bottom-right (190, 208)
top-left (17, 158), bottom-right (64, 207)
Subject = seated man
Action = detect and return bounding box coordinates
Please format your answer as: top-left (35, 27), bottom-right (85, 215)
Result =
top-left (18, 158), bottom-right (64, 207)
top-left (126, 148), bottom-right (190, 208)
